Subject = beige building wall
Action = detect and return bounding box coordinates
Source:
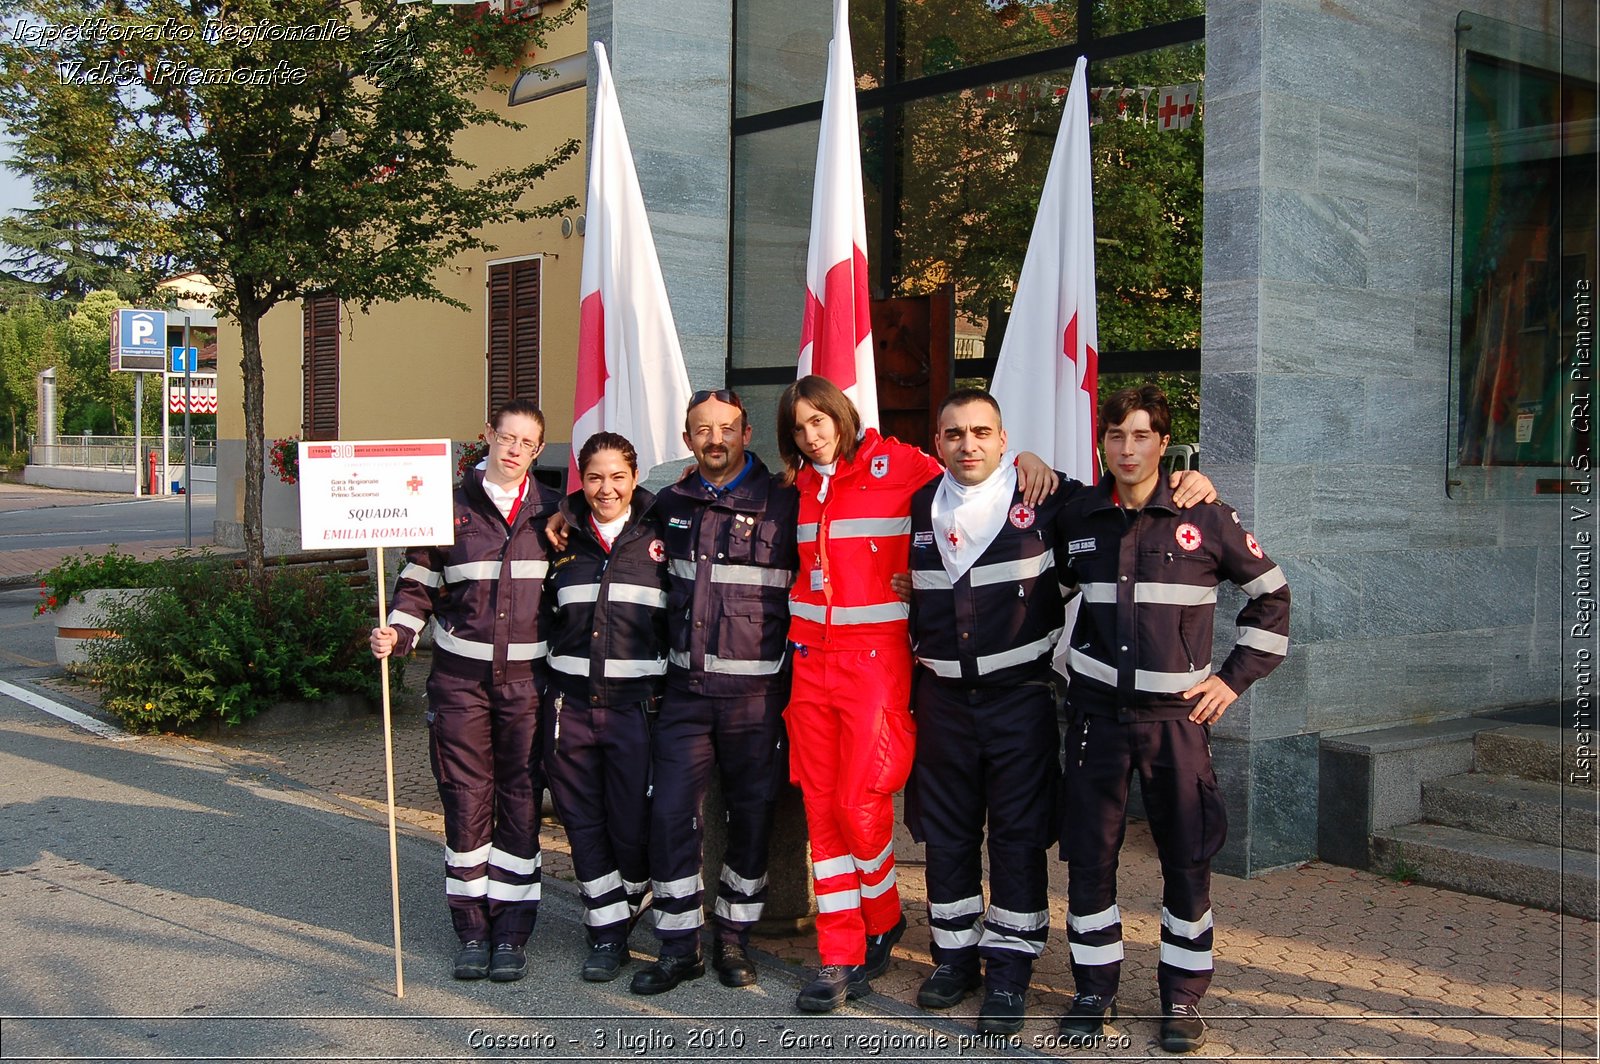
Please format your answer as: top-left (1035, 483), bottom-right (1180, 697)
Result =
top-left (215, 12), bottom-right (589, 548)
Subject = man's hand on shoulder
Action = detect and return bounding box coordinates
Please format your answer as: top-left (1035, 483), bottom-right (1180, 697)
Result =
top-left (546, 511), bottom-right (571, 551)
top-left (1169, 470), bottom-right (1217, 508)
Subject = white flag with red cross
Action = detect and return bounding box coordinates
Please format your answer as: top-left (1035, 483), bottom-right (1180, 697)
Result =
top-left (1157, 83), bottom-right (1200, 130)
top-left (990, 54), bottom-right (1100, 486)
top-left (571, 41), bottom-right (693, 485)
top-left (797, 0), bottom-right (878, 429)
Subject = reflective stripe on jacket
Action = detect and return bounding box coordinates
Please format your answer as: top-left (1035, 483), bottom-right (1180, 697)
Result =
top-left (788, 430), bottom-right (942, 650)
top-left (658, 454), bottom-right (799, 696)
top-left (908, 477), bottom-right (1083, 687)
top-left (542, 489), bottom-right (671, 705)
top-left (386, 469), bottom-right (560, 683)
top-left (1057, 478), bottom-right (1291, 720)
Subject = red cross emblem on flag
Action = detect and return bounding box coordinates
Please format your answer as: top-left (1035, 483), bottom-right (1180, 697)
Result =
top-left (945, 528), bottom-right (961, 548)
top-left (1176, 523), bottom-right (1202, 551)
top-left (648, 539), bottom-right (666, 563)
top-left (406, 475), bottom-right (423, 494)
top-left (1245, 532), bottom-right (1263, 559)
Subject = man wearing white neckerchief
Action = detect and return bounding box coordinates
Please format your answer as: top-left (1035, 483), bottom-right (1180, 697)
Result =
top-left (903, 388), bottom-right (1085, 1035)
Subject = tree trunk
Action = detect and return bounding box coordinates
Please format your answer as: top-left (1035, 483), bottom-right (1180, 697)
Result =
top-left (238, 305), bottom-right (267, 586)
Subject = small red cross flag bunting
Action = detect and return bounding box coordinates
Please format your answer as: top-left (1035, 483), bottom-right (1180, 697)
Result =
top-left (1176, 523), bottom-right (1202, 551)
top-left (1157, 83), bottom-right (1199, 131)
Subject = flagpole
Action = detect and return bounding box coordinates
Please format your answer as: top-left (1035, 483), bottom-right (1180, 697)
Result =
top-left (375, 550), bottom-right (405, 999)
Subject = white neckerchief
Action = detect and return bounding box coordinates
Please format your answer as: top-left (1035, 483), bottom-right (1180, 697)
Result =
top-left (930, 454), bottom-right (1017, 583)
top-left (482, 474), bottom-right (521, 520)
top-left (810, 460), bottom-right (838, 503)
top-left (592, 512), bottom-right (627, 549)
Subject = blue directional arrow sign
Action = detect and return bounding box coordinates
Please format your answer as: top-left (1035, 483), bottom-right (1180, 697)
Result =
top-left (112, 308), bottom-right (168, 372)
top-left (170, 346), bottom-right (199, 373)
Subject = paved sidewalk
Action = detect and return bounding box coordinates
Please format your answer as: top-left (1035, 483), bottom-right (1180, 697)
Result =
top-left (26, 663), bottom-right (1579, 1062)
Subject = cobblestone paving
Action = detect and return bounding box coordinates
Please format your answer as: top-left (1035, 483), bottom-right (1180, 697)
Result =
top-left (44, 661), bottom-right (1599, 1061)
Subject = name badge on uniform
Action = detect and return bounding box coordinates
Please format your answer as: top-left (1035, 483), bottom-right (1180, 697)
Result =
top-left (1067, 537), bottom-right (1096, 555)
top-left (668, 516), bottom-right (692, 529)
top-left (810, 568), bottom-right (825, 591)
top-left (912, 531), bottom-right (934, 548)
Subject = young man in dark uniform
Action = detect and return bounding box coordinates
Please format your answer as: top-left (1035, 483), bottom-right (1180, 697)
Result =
top-left (1055, 386), bottom-right (1290, 1053)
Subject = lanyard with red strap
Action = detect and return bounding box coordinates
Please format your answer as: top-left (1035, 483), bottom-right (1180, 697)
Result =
top-left (588, 514), bottom-right (614, 554)
top-left (505, 475), bottom-right (530, 528)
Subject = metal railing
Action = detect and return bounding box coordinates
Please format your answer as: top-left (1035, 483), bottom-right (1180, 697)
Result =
top-left (27, 435), bottom-right (216, 469)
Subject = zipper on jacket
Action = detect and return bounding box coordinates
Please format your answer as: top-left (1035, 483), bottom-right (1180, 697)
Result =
top-left (552, 691), bottom-right (563, 746)
top-left (1077, 716), bottom-right (1092, 768)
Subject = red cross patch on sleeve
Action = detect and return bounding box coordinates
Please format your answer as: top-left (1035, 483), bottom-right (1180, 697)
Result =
top-left (1245, 532), bottom-right (1263, 559)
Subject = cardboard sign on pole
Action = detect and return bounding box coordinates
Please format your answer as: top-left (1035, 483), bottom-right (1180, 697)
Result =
top-left (297, 438), bottom-right (454, 999)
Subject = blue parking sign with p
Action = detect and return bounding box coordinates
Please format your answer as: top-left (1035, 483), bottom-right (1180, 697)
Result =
top-left (113, 308), bottom-right (168, 372)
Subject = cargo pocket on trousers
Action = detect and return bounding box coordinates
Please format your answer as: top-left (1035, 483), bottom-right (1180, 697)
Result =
top-left (1195, 771), bottom-right (1228, 863)
top-left (869, 705), bottom-right (917, 796)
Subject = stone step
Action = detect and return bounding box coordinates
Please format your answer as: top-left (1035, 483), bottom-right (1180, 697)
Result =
top-left (1474, 725), bottom-right (1596, 789)
top-left (1422, 773), bottom-right (1598, 853)
top-left (1371, 822), bottom-right (1598, 918)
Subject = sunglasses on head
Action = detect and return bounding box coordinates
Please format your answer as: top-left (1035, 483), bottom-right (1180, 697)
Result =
top-left (689, 388), bottom-right (743, 411)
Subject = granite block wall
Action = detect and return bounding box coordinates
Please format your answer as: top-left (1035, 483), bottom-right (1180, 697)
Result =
top-left (1202, 0), bottom-right (1589, 875)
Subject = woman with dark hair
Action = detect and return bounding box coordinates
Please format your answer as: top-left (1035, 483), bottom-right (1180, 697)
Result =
top-left (371, 399), bottom-right (558, 983)
top-left (541, 432), bottom-right (671, 982)
top-left (774, 375), bottom-right (1057, 1012)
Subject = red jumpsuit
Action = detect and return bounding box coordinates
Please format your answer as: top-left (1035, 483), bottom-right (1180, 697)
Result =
top-left (786, 430), bottom-right (940, 965)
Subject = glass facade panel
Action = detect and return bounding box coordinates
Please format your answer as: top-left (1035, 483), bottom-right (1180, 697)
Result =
top-left (1093, 0), bottom-right (1203, 39)
top-left (1451, 31), bottom-right (1596, 477)
top-left (893, 0), bottom-right (1076, 82)
top-left (736, 0), bottom-right (885, 117)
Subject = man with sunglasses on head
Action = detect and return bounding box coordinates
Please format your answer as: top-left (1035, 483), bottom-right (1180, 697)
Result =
top-left (371, 400), bottom-right (560, 984)
top-left (623, 388), bottom-right (801, 995)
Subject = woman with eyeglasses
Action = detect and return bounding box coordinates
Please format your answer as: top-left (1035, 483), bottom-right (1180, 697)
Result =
top-left (540, 432), bottom-right (671, 981)
top-left (775, 375), bottom-right (1059, 1012)
top-left (371, 399), bottom-right (560, 984)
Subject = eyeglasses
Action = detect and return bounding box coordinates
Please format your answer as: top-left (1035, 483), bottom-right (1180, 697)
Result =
top-left (688, 388), bottom-right (743, 412)
top-left (491, 430), bottom-right (542, 453)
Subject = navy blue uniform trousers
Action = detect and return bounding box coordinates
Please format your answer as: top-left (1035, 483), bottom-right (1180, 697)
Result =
top-left (542, 690), bottom-right (652, 944)
top-left (1061, 713), bottom-right (1228, 1006)
top-left (648, 686), bottom-right (787, 957)
top-left (907, 674), bottom-right (1060, 994)
top-left (425, 667), bottom-right (544, 947)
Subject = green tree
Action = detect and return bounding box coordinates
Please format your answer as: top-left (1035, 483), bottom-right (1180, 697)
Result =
top-left (0, 297), bottom-right (64, 452)
top-left (1, 0), bottom-right (580, 578)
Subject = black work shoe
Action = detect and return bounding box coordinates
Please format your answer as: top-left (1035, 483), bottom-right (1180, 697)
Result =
top-left (859, 914), bottom-right (907, 980)
top-left (1159, 1003), bottom-right (1207, 1053)
top-left (976, 988), bottom-right (1027, 1035)
top-left (629, 952), bottom-right (705, 995)
top-left (1058, 992), bottom-right (1117, 1036)
top-left (488, 942), bottom-right (527, 982)
top-left (712, 940), bottom-right (758, 988)
top-left (452, 940), bottom-right (490, 980)
top-left (795, 965), bottom-right (870, 1012)
top-left (582, 941), bottom-right (630, 982)
top-left (917, 963), bottom-right (982, 1009)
